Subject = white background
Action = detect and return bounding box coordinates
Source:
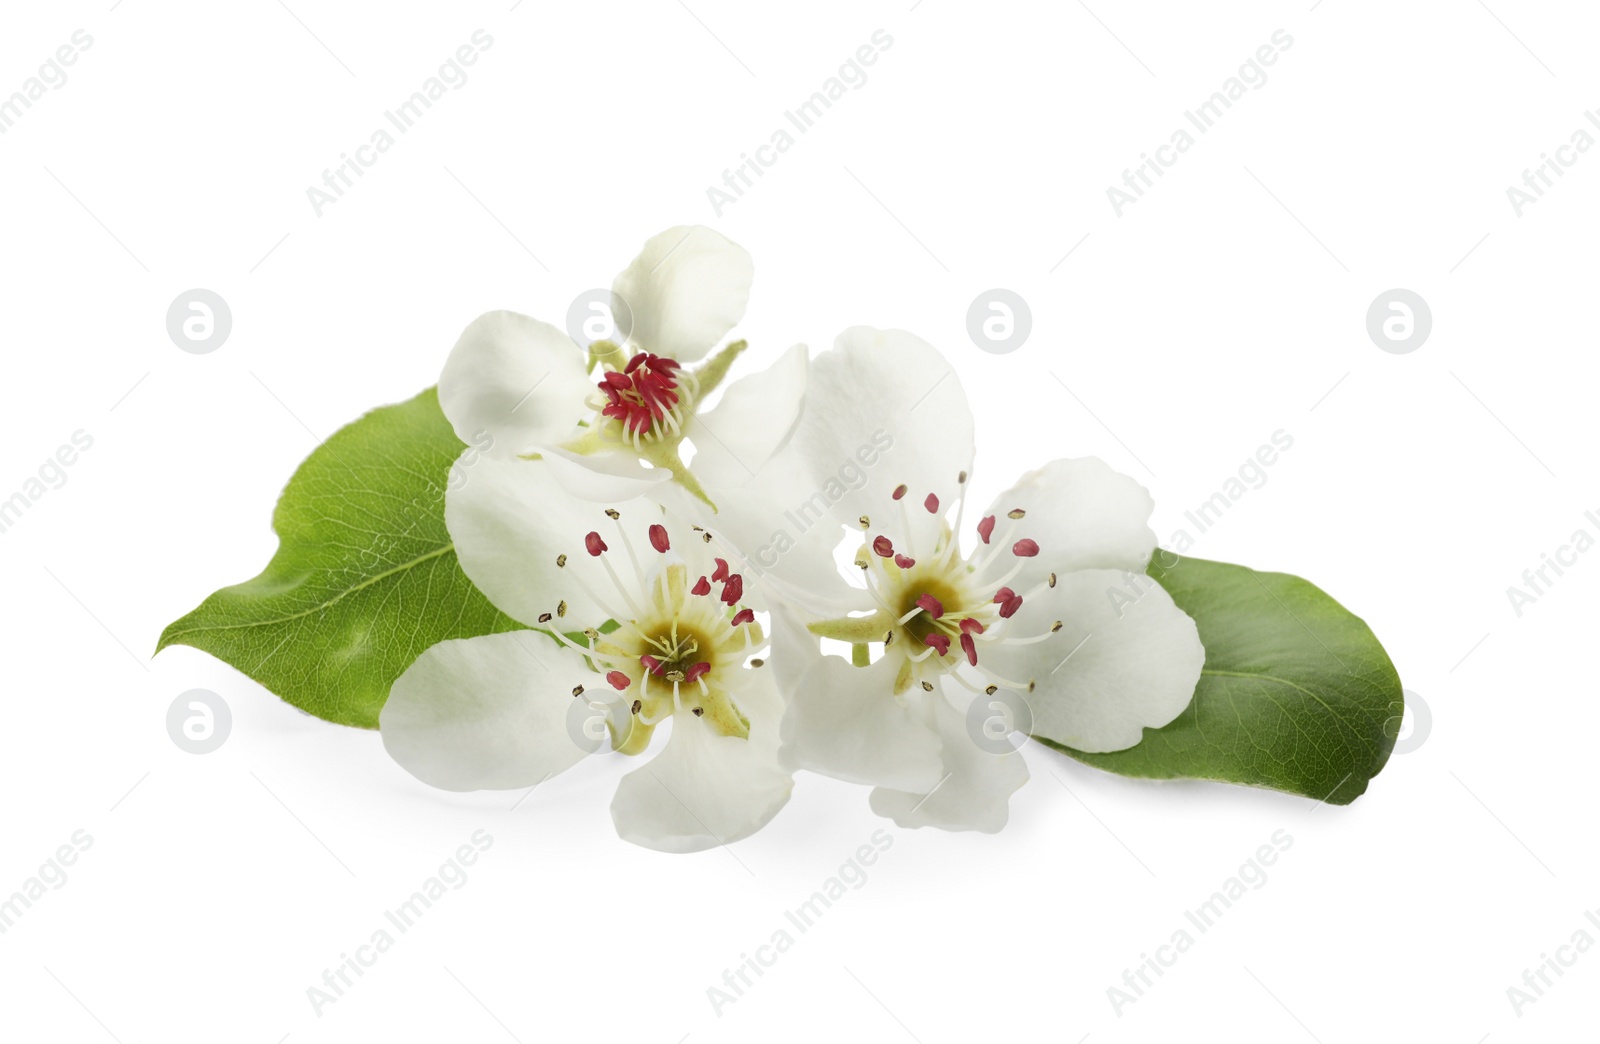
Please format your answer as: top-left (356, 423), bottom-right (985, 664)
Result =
top-left (1, 0), bottom-right (1595, 1040)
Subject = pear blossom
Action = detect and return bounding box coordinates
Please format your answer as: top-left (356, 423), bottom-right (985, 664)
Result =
top-left (718, 328), bottom-right (1204, 832)
top-left (436, 225), bottom-right (807, 509)
top-left (380, 456), bottom-right (791, 852)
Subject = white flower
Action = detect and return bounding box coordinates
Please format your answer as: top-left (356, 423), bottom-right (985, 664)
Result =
top-left (379, 456), bottom-right (791, 852)
top-left (436, 225), bottom-right (807, 508)
top-left (722, 328), bottom-right (1204, 832)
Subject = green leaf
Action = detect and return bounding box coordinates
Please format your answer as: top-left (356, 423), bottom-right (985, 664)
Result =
top-left (156, 387), bottom-right (525, 729)
top-left (1038, 554), bottom-right (1402, 805)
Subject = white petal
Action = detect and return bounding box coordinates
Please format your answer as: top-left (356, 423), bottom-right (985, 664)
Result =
top-left (689, 441), bottom-right (873, 619)
top-left (611, 226), bottom-right (753, 363)
top-left (780, 650), bottom-right (944, 792)
top-left (611, 670), bottom-right (792, 853)
top-left (700, 441), bottom-right (868, 617)
top-left (981, 458), bottom-right (1156, 577)
top-left (541, 445), bottom-right (673, 503)
top-left (446, 452), bottom-right (624, 627)
top-left (690, 343), bottom-right (808, 490)
top-left (869, 691), bottom-right (1029, 833)
top-left (438, 311), bottom-right (593, 459)
top-left (765, 604), bottom-right (828, 706)
top-left (380, 632), bottom-right (589, 791)
top-left (982, 568), bottom-right (1204, 754)
top-left (791, 327), bottom-right (975, 551)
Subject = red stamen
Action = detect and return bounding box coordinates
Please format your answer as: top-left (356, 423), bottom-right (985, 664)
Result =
top-left (916, 593), bottom-right (945, 619)
top-left (1013, 538), bottom-right (1040, 557)
top-left (711, 558), bottom-right (730, 582)
top-left (684, 661), bottom-right (712, 684)
top-left (924, 493), bottom-right (940, 514)
top-left (585, 531), bottom-right (608, 556)
top-left (691, 576), bottom-right (711, 597)
top-left (960, 618), bottom-right (985, 636)
top-left (992, 586), bottom-right (1015, 603)
top-left (606, 670), bottom-right (631, 690)
top-left (923, 633), bottom-right (951, 656)
top-left (1000, 595), bottom-right (1024, 619)
top-left (894, 554), bottom-right (915, 569)
top-left (721, 574), bottom-right (744, 605)
top-left (961, 632), bottom-right (978, 666)
top-left (731, 608), bottom-right (755, 627)
top-left (595, 354), bottom-right (683, 435)
top-left (892, 484), bottom-right (908, 501)
top-left (873, 536), bottom-right (895, 558)
top-left (977, 515), bottom-right (996, 544)
top-left (640, 654), bottom-right (664, 675)
top-left (648, 524), bottom-right (670, 553)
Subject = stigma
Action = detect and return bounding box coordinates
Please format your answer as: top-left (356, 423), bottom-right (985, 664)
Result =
top-left (809, 473), bottom-right (1060, 698)
top-left (545, 510), bottom-right (763, 750)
